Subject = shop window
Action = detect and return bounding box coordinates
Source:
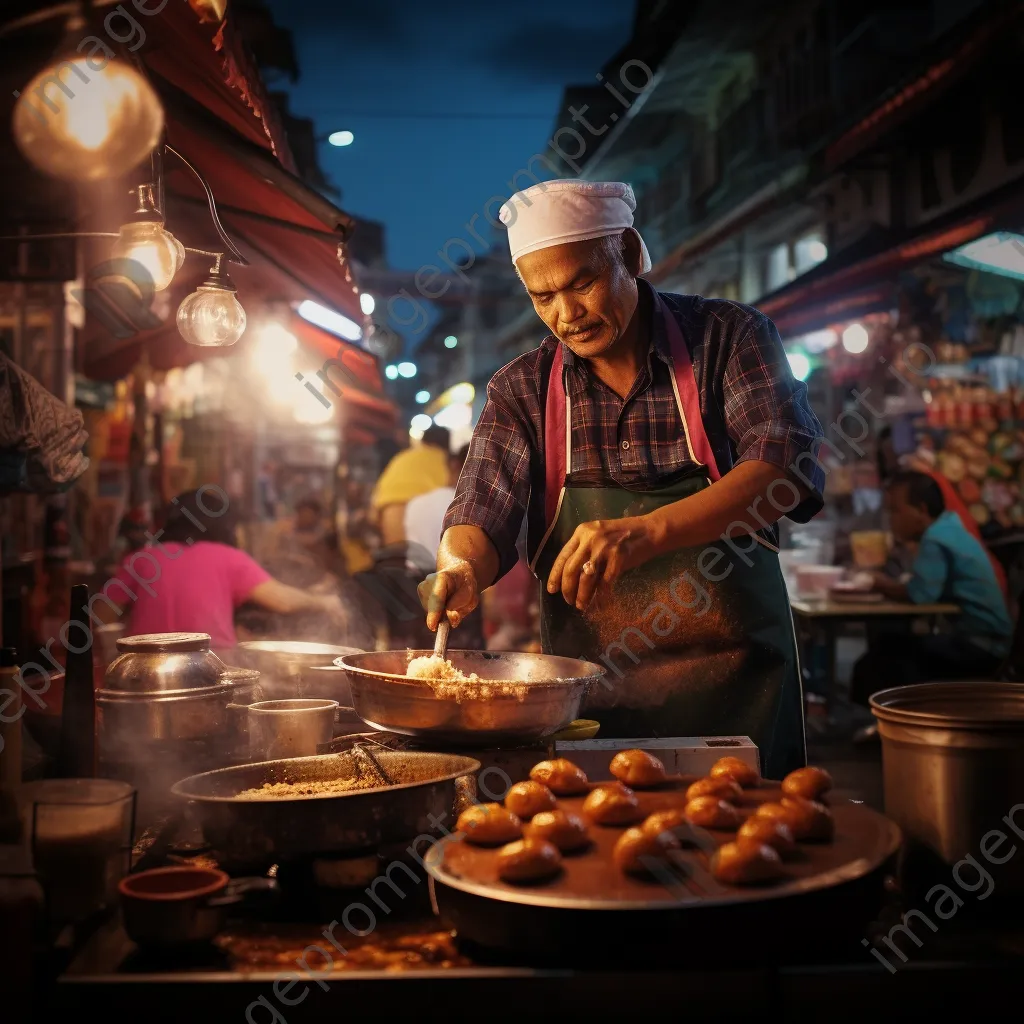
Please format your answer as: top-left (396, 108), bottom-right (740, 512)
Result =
top-left (794, 233), bottom-right (828, 274)
top-left (765, 243), bottom-right (791, 292)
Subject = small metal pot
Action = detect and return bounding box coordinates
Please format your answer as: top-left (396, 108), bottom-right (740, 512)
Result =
top-left (871, 682), bottom-right (1024, 893)
top-left (246, 699), bottom-right (339, 761)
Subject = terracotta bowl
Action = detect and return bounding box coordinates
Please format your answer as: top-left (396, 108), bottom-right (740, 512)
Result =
top-left (118, 866), bottom-right (229, 947)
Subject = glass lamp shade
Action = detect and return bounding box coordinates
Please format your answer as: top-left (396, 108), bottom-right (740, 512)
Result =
top-left (177, 285), bottom-right (247, 347)
top-left (111, 221), bottom-right (184, 292)
top-left (13, 56), bottom-right (164, 182)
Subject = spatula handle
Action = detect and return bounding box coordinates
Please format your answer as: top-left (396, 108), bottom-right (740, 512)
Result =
top-left (433, 618), bottom-right (451, 659)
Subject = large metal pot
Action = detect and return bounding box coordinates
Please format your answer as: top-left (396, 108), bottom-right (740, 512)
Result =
top-left (105, 632), bottom-right (226, 693)
top-left (235, 641), bottom-right (362, 702)
top-left (98, 635), bottom-right (251, 822)
top-left (97, 683), bottom-right (236, 747)
top-left (871, 682), bottom-right (1024, 893)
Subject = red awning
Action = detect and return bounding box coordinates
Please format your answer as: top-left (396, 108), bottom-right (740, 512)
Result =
top-left (291, 316), bottom-right (398, 426)
top-left (144, 0), bottom-right (296, 168)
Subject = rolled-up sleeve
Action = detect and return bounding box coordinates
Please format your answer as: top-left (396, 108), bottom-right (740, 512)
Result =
top-left (724, 311), bottom-right (826, 522)
top-left (442, 381), bottom-right (533, 581)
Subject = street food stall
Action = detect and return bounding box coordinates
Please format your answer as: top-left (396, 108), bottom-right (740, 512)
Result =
top-left (2, 4), bottom-right (1024, 1021)
top-left (3, 620), bottom-right (1017, 1018)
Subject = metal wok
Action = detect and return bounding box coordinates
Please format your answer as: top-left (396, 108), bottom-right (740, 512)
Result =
top-left (336, 650), bottom-right (605, 746)
top-left (170, 749), bottom-right (480, 871)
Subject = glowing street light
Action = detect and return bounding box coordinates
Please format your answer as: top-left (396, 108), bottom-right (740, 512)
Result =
top-left (444, 335), bottom-right (458, 349)
top-left (411, 413), bottom-right (433, 432)
top-left (415, 390), bottom-right (431, 404)
top-left (385, 364), bottom-right (399, 380)
top-left (359, 292), bottom-right (375, 315)
top-left (397, 361), bottom-right (417, 378)
top-left (328, 130), bottom-right (354, 147)
top-left (297, 299), bottom-right (362, 341)
top-left (842, 323), bottom-right (869, 354)
top-left (787, 351), bottom-right (811, 381)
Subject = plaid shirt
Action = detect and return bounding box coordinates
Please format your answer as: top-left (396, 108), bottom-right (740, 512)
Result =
top-left (443, 283), bottom-right (825, 580)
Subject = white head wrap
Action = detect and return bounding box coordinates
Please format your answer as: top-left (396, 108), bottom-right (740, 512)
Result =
top-left (498, 179), bottom-right (652, 274)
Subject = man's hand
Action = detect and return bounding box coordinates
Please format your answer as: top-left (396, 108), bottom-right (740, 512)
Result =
top-left (418, 566), bottom-right (480, 631)
top-left (546, 515), bottom-right (661, 611)
top-left (871, 571), bottom-right (909, 600)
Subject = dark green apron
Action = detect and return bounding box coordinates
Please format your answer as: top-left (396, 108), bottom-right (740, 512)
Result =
top-left (530, 304), bottom-right (806, 780)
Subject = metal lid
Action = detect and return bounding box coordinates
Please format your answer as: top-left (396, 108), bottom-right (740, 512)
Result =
top-left (115, 632), bottom-right (212, 654)
top-left (871, 682), bottom-right (1024, 730)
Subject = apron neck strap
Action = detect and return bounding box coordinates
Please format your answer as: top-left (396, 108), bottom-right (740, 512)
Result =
top-left (659, 298), bottom-right (722, 483)
top-left (543, 342), bottom-right (568, 526)
top-left (542, 298), bottom-right (723, 527)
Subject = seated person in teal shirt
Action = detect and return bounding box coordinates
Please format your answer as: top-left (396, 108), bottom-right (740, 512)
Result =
top-left (851, 471), bottom-right (1012, 708)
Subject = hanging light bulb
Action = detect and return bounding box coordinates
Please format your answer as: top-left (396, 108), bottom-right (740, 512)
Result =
top-left (12, 15), bottom-right (164, 182)
top-left (110, 184), bottom-right (184, 291)
top-left (177, 260), bottom-right (246, 347)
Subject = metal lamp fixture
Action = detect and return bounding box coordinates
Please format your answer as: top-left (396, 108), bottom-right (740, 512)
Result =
top-left (110, 184), bottom-right (185, 292)
top-left (11, 9), bottom-right (164, 182)
top-left (176, 257), bottom-right (247, 348)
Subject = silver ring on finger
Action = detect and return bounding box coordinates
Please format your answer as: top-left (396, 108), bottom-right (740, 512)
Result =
top-left (582, 560), bottom-right (597, 576)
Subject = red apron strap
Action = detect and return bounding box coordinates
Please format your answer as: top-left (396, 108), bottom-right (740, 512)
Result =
top-left (662, 306), bottom-right (722, 482)
top-left (543, 343), bottom-right (567, 525)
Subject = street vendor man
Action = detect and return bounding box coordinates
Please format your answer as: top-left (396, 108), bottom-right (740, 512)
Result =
top-left (419, 180), bottom-right (826, 778)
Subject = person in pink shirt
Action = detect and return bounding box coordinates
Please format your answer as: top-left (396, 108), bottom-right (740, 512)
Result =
top-left (109, 488), bottom-right (342, 652)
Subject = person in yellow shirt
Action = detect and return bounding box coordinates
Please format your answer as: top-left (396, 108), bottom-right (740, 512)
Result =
top-left (371, 425), bottom-right (451, 547)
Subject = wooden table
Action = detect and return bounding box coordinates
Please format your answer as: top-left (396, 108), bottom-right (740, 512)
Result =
top-left (789, 597), bottom-right (961, 711)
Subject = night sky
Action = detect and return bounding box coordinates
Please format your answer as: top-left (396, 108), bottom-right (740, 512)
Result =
top-left (265, 0), bottom-right (636, 271)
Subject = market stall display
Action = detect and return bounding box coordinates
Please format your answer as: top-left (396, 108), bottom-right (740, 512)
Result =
top-left (427, 753), bottom-right (900, 963)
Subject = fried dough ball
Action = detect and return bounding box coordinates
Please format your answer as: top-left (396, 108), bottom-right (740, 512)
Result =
top-left (504, 780), bottom-right (557, 820)
top-left (613, 826), bottom-right (681, 876)
top-left (641, 808), bottom-right (689, 837)
top-left (708, 756), bottom-right (760, 788)
top-left (496, 838), bottom-right (562, 884)
top-left (710, 840), bottom-right (784, 885)
top-left (529, 758), bottom-right (589, 796)
top-left (781, 766), bottom-right (833, 801)
top-left (609, 749), bottom-right (668, 788)
top-left (736, 815), bottom-right (797, 856)
top-left (683, 796), bottom-right (742, 830)
top-left (523, 810), bottom-right (590, 853)
top-left (581, 782), bottom-right (643, 826)
top-left (752, 801), bottom-right (804, 837)
top-left (685, 776), bottom-right (743, 802)
top-left (456, 803), bottom-right (523, 846)
top-left (780, 797), bottom-right (835, 841)
top-left (755, 799), bottom-right (833, 841)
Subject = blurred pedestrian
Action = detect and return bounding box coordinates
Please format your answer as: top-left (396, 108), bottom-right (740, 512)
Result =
top-left (370, 425), bottom-right (451, 548)
top-left (102, 490), bottom-right (345, 657)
